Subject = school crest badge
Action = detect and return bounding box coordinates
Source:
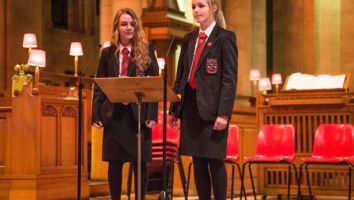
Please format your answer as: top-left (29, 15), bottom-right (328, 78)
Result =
top-left (205, 58), bottom-right (218, 74)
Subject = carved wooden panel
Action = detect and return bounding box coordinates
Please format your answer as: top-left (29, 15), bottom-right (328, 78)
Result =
top-left (60, 106), bottom-right (77, 166)
top-left (59, 116), bottom-right (77, 165)
top-left (41, 113), bottom-right (58, 167)
top-left (0, 115), bottom-right (6, 167)
top-left (42, 105), bottom-right (58, 116)
top-left (0, 109), bottom-right (11, 174)
top-left (40, 103), bottom-right (78, 168)
top-left (62, 106), bottom-right (76, 117)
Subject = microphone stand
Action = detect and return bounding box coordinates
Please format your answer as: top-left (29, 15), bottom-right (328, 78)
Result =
top-left (158, 30), bottom-right (177, 200)
top-left (77, 44), bottom-right (101, 200)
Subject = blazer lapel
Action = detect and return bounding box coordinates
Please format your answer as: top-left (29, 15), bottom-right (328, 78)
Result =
top-left (111, 46), bottom-right (120, 77)
top-left (196, 25), bottom-right (220, 71)
top-left (187, 30), bottom-right (198, 72)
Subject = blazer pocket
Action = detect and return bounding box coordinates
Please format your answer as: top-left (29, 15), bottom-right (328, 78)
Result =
top-left (99, 99), bottom-right (113, 127)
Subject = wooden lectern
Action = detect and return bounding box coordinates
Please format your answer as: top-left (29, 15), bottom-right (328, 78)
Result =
top-left (94, 76), bottom-right (179, 200)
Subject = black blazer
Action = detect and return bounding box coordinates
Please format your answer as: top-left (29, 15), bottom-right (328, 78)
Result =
top-left (92, 44), bottom-right (159, 127)
top-left (170, 24), bottom-right (238, 121)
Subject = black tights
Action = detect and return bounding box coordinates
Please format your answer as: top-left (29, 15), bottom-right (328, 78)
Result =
top-left (192, 157), bottom-right (227, 200)
top-left (108, 160), bottom-right (148, 200)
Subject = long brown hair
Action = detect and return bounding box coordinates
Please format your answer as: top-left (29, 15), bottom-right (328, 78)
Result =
top-left (112, 8), bottom-right (151, 71)
top-left (207, 0), bottom-right (226, 29)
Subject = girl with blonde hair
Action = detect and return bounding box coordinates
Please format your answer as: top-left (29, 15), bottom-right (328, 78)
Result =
top-left (169, 0), bottom-right (238, 199)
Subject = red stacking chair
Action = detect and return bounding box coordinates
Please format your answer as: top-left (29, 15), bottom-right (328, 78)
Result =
top-left (224, 125), bottom-right (247, 199)
top-left (185, 125), bottom-right (245, 200)
top-left (127, 112), bottom-right (186, 200)
top-left (298, 124), bottom-right (354, 200)
top-left (240, 124), bottom-right (298, 200)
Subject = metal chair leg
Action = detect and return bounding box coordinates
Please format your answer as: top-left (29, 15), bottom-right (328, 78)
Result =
top-left (298, 163), bottom-right (305, 200)
top-left (290, 163), bottom-right (301, 200)
top-left (304, 163), bottom-right (313, 200)
top-left (348, 164), bottom-right (352, 200)
top-left (236, 163), bottom-right (246, 200)
top-left (177, 156), bottom-right (188, 200)
top-left (287, 163), bottom-right (291, 200)
top-left (248, 163), bottom-right (257, 200)
top-left (168, 160), bottom-right (175, 200)
top-left (230, 164), bottom-right (235, 200)
top-left (185, 161), bottom-right (193, 200)
top-left (240, 163), bottom-right (247, 200)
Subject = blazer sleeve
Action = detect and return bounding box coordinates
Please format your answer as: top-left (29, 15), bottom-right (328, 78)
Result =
top-left (146, 44), bottom-right (159, 122)
top-left (92, 48), bottom-right (109, 123)
top-left (217, 31), bottom-right (238, 117)
top-left (169, 35), bottom-right (188, 117)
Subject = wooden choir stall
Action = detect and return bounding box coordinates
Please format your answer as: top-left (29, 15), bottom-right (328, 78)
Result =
top-left (0, 72), bottom-right (92, 200)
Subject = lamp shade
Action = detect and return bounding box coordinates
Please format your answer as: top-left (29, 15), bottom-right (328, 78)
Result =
top-left (27, 49), bottom-right (46, 67)
top-left (258, 77), bottom-right (272, 91)
top-left (271, 73), bottom-right (282, 84)
top-left (23, 33), bottom-right (37, 48)
top-left (103, 41), bottom-right (111, 48)
top-left (249, 69), bottom-right (260, 81)
top-left (69, 42), bottom-right (83, 56)
top-left (157, 58), bottom-right (165, 69)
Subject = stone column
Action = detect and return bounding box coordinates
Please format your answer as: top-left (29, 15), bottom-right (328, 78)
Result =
top-left (5, 0), bottom-right (42, 91)
top-left (303, 0), bottom-right (315, 74)
top-left (314, 0), bottom-right (340, 73)
top-left (224, 0), bottom-right (266, 97)
top-left (99, 0), bottom-right (113, 45)
top-left (341, 0), bottom-right (354, 90)
top-left (273, 0), bottom-right (305, 75)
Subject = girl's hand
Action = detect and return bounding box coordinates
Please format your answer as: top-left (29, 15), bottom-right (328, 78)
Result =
top-left (168, 116), bottom-right (179, 130)
top-left (213, 115), bottom-right (228, 131)
top-left (93, 121), bottom-right (104, 128)
top-left (145, 120), bottom-right (157, 128)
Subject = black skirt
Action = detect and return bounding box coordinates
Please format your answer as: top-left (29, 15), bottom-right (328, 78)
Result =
top-left (102, 104), bottom-right (152, 162)
top-left (179, 85), bottom-right (228, 159)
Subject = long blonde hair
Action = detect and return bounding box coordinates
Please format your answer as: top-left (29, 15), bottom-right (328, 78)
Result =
top-left (208, 0), bottom-right (226, 29)
top-left (112, 8), bottom-right (151, 71)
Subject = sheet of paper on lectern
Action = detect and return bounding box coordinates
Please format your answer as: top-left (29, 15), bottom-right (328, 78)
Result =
top-left (285, 73), bottom-right (346, 90)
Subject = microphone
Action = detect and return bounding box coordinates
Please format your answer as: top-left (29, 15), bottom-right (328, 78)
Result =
top-left (80, 44), bottom-right (102, 78)
top-left (76, 43), bottom-right (101, 200)
top-left (165, 24), bottom-right (179, 58)
top-left (159, 23), bottom-right (179, 200)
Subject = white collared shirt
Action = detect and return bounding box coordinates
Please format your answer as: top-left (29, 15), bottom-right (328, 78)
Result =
top-left (118, 43), bottom-right (132, 77)
top-left (188, 20), bottom-right (217, 80)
